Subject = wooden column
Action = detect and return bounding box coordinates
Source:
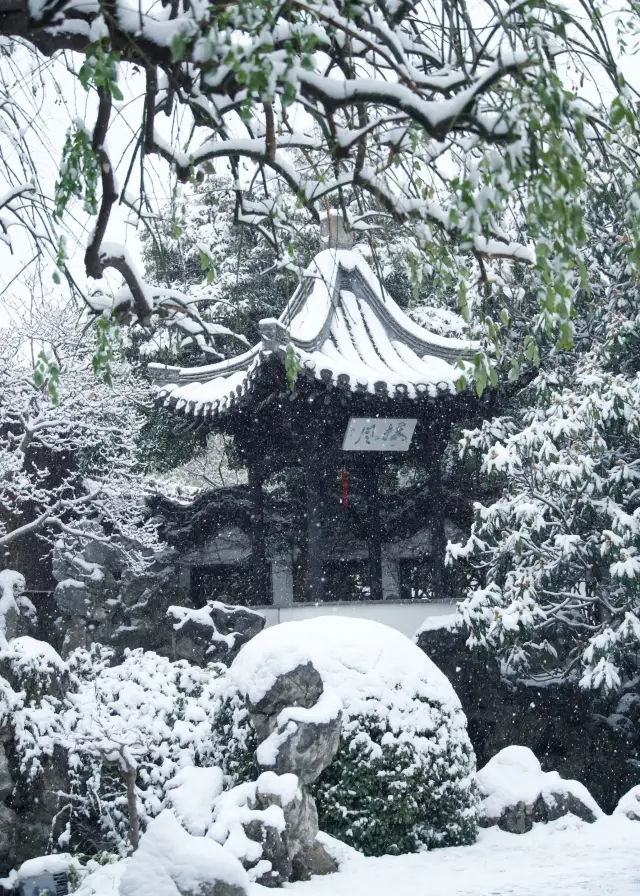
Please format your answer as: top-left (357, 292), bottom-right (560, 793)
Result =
top-left (429, 473), bottom-right (447, 601)
top-left (248, 462), bottom-right (270, 603)
top-left (366, 461), bottom-right (383, 601)
top-left (303, 441), bottom-right (325, 603)
top-left (420, 424), bottom-right (449, 601)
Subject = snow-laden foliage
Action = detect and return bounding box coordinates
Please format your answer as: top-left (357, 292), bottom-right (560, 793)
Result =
top-left (1, 0), bottom-right (639, 383)
top-left (139, 177), bottom-right (317, 360)
top-left (1, 639), bottom-right (224, 855)
top-left (0, 299), bottom-right (160, 570)
top-left (214, 617), bottom-right (477, 857)
top-left (61, 646), bottom-right (223, 854)
top-left (1, 636), bottom-right (68, 783)
top-left (0, 570), bottom-right (35, 647)
top-left (449, 187), bottom-right (640, 691)
top-left (312, 693), bottom-right (477, 856)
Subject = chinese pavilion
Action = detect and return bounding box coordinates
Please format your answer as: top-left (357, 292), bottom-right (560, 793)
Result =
top-left (152, 217), bottom-right (478, 611)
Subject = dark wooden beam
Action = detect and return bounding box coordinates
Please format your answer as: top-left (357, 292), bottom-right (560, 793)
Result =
top-left (248, 461), bottom-right (270, 604)
top-left (366, 460), bottom-right (383, 601)
top-left (302, 439), bottom-right (325, 603)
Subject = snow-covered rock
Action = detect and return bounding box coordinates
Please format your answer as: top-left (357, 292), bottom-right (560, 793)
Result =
top-left (248, 661), bottom-right (325, 742)
top-left (52, 536), bottom-right (190, 658)
top-left (476, 746), bottom-right (602, 834)
top-left (613, 784), bottom-right (640, 821)
top-left (16, 854), bottom-right (81, 881)
top-left (219, 617), bottom-right (477, 856)
top-left (120, 811), bottom-right (249, 896)
top-left (167, 601), bottom-right (265, 666)
top-left (209, 770), bottom-right (335, 886)
top-left (248, 661), bottom-right (342, 785)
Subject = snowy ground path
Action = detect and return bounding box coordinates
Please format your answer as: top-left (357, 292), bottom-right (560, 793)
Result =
top-left (271, 817), bottom-right (640, 896)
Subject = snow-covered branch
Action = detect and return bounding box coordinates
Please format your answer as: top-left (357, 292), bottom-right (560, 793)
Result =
top-left (0, 0), bottom-right (636, 357)
top-left (0, 299), bottom-right (161, 574)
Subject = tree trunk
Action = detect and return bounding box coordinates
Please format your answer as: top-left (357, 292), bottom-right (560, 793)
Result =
top-left (124, 765), bottom-right (140, 852)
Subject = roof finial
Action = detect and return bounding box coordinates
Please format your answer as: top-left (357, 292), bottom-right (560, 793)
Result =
top-left (320, 210), bottom-right (354, 250)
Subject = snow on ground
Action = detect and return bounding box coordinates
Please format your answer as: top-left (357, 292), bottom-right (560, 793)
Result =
top-left (274, 816), bottom-right (640, 896)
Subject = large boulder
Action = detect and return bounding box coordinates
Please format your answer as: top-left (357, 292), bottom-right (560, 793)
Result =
top-left (211, 646), bottom-right (341, 885)
top-left (255, 692), bottom-right (343, 785)
top-left (246, 661), bottom-right (342, 785)
top-left (248, 662), bottom-right (324, 741)
top-left (476, 745), bottom-right (602, 834)
top-left (216, 617), bottom-right (477, 857)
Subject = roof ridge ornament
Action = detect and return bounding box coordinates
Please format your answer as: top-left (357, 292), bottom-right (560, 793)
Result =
top-left (259, 318), bottom-right (288, 353)
top-left (320, 210), bottom-right (354, 250)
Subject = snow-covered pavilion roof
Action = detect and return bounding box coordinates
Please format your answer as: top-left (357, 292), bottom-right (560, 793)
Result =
top-left (152, 248), bottom-right (476, 420)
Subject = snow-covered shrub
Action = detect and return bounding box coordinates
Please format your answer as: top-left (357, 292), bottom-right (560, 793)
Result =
top-left (1, 638), bottom-right (67, 782)
top-left (313, 693), bottom-right (476, 856)
top-left (120, 810), bottom-right (249, 896)
top-left (60, 645), bottom-right (224, 854)
top-left (212, 617), bottom-right (478, 857)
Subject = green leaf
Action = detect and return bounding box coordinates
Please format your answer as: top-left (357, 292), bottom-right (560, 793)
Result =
top-left (285, 344), bottom-right (301, 391)
top-left (170, 31), bottom-right (190, 63)
top-left (54, 126), bottom-right (100, 220)
top-left (475, 363), bottom-right (487, 397)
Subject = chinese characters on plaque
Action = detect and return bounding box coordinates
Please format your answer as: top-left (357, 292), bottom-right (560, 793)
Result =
top-left (342, 417), bottom-right (417, 451)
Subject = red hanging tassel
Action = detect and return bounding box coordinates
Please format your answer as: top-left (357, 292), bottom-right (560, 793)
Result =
top-left (342, 470), bottom-right (349, 507)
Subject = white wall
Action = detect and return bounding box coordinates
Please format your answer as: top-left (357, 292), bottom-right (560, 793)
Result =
top-left (253, 600), bottom-right (456, 639)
